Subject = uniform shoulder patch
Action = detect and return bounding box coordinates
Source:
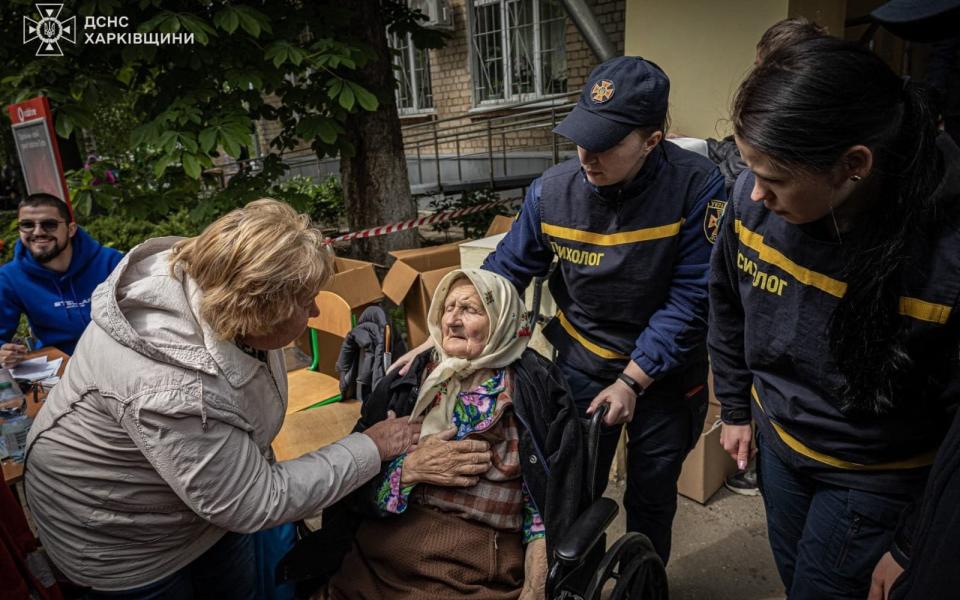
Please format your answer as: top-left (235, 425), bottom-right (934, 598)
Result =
top-left (704, 199), bottom-right (727, 244)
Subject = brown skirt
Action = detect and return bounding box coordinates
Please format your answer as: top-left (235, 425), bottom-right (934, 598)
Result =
top-left (327, 505), bottom-right (524, 600)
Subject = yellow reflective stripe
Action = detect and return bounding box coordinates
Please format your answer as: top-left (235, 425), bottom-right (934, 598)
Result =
top-left (735, 220), bottom-right (848, 298)
top-left (751, 387), bottom-right (936, 470)
top-left (556, 311), bottom-right (629, 360)
top-left (898, 297), bottom-right (952, 324)
top-left (542, 220), bottom-right (683, 247)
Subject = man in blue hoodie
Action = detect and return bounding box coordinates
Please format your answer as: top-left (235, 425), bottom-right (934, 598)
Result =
top-left (0, 193), bottom-right (122, 365)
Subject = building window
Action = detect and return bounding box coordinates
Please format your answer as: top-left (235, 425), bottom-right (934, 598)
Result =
top-left (390, 32), bottom-right (434, 114)
top-left (471, 0), bottom-right (567, 103)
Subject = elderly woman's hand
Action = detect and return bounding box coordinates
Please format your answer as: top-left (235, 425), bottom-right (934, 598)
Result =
top-left (400, 427), bottom-right (492, 487)
top-left (364, 411), bottom-right (423, 461)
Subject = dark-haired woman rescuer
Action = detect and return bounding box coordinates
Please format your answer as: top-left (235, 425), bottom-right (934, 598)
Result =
top-left (708, 37), bottom-right (960, 600)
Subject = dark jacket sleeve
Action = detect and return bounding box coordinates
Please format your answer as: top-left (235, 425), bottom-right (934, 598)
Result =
top-left (631, 168), bottom-right (725, 379)
top-left (707, 178), bottom-right (753, 425)
top-left (482, 178), bottom-right (554, 293)
top-left (890, 301), bottom-right (960, 570)
top-left (347, 351), bottom-right (431, 518)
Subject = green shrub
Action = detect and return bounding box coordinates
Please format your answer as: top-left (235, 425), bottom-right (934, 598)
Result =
top-left (81, 209), bottom-right (204, 253)
top-left (270, 175), bottom-right (345, 228)
top-left (1, 210), bottom-right (16, 263)
top-left (427, 188), bottom-right (511, 239)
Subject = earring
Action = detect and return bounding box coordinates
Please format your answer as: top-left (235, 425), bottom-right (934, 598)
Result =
top-left (850, 175), bottom-right (863, 182)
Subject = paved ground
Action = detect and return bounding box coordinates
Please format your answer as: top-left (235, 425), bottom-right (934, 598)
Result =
top-left (603, 482), bottom-right (783, 600)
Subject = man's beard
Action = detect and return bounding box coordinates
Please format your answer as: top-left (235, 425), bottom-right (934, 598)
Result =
top-left (28, 237), bottom-right (67, 264)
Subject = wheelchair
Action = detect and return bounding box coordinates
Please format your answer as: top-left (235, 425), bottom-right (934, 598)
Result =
top-left (277, 403), bottom-right (668, 600)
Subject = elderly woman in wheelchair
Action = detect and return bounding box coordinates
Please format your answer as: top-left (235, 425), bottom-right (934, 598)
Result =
top-left (324, 268), bottom-right (588, 599)
top-left (282, 268), bottom-right (667, 599)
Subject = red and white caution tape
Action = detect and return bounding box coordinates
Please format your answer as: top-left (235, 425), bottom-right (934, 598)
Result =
top-left (327, 197), bottom-right (517, 244)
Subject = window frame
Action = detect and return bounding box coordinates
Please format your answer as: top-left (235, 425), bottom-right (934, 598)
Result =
top-left (468, 0), bottom-right (567, 107)
top-left (389, 30), bottom-right (435, 116)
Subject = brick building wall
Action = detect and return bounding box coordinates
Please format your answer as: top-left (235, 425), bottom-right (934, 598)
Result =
top-left (404, 0), bottom-right (625, 156)
top-left (252, 1), bottom-right (625, 172)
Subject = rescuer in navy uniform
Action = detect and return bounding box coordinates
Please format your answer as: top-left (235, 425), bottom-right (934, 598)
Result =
top-left (480, 57), bottom-right (726, 564)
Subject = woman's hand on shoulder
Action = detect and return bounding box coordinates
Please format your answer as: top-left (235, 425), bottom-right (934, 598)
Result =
top-left (364, 411), bottom-right (423, 461)
top-left (388, 338), bottom-right (435, 376)
top-left (400, 427), bottom-right (492, 487)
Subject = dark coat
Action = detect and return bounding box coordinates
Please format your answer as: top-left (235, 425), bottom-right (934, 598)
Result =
top-left (351, 348), bottom-right (590, 563)
top-left (891, 387), bottom-right (960, 599)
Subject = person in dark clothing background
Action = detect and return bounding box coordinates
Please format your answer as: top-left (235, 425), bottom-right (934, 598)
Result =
top-left (865, 3), bottom-right (960, 598)
top-left (709, 37), bottom-right (960, 600)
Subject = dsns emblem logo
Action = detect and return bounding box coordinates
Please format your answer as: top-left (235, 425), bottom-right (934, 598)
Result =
top-left (590, 80), bottom-right (615, 104)
top-left (23, 4), bottom-right (76, 57)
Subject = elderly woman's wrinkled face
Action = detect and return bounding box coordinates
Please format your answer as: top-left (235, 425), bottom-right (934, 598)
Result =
top-left (440, 279), bottom-right (489, 359)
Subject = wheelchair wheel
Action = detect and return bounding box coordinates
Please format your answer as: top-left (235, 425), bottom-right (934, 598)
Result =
top-left (582, 532), bottom-right (668, 600)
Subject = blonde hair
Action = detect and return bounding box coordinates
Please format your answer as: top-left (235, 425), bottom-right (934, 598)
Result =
top-left (170, 198), bottom-right (333, 340)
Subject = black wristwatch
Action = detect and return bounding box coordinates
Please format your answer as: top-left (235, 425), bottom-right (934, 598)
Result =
top-left (617, 373), bottom-right (645, 397)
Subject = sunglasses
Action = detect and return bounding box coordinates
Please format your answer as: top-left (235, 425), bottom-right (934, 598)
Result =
top-left (18, 219), bottom-right (66, 233)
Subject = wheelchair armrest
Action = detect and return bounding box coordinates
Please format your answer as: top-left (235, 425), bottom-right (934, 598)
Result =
top-left (554, 497), bottom-right (619, 566)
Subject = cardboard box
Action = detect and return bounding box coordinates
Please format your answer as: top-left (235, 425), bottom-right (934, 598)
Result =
top-left (322, 257), bottom-right (384, 328)
top-left (272, 399), bottom-right (362, 462)
top-left (294, 257), bottom-right (384, 376)
top-left (485, 214), bottom-right (515, 237)
top-left (677, 401), bottom-right (737, 504)
top-left (382, 243), bottom-right (461, 347)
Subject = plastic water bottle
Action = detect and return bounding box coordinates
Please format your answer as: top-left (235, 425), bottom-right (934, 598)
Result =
top-left (0, 371), bottom-right (26, 460)
top-left (0, 370), bottom-right (24, 408)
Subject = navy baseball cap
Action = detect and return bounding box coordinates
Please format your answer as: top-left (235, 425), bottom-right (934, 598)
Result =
top-left (554, 56), bottom-right (669, 153)
top-left (871, 0), bottom-right (960, 41)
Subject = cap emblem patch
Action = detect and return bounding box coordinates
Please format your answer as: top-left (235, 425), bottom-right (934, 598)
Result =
top-left (590, 80), bottom-right (615, 103)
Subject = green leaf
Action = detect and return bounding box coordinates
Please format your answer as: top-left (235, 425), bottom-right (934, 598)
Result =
top-left (327, 79), bottom-right (343, 100)
top-left (116, 66), bottom-right (134, 85)
top-left (55, 112), bottom-right (74, 138)
top-left (178, 133), bottom-right (198, 154)
top-left (139, 13), bottom-right (170, 32)
top-left (214, 8), bottom-right (240, 34)
top-left (199, 128), bottom-right (218, 153)
top-left (153, 154), bottom-right (174, 178)
top-left (316, 119), bottom-right (338, 144)
top-left (158, 130), bottom-right (178, 152)
top-left (338, 84), bottom-right (355, 111)
top-left (220, 133), bottom-right (243, 159)
top-left (353, 84), bottom-right (379, 112)
top-left (73, 191), bottom-right (92, 219)
top-left (178, 15), bottom-right (216, 45)
top-left (288, 48), bottom-right (304, 67)
top-left (235, 6), bottom-right (272, 35)
top-left (266, 43), bottom-right (290, 68)
top-left (237, 11), bottom-right (261, 38)
top-left (182, 153), bottom-right (201, 179)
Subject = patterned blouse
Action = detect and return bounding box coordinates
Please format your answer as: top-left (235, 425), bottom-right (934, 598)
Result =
top-left (377, 368), bottom-right (545, 544)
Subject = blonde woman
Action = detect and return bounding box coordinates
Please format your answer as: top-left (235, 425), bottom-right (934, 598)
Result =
top-left (23, 199), bottom-right (420, 598)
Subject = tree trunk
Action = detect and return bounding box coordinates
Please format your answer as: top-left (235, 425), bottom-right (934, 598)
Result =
top-left (339, 0), bottom-right (417, 265)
